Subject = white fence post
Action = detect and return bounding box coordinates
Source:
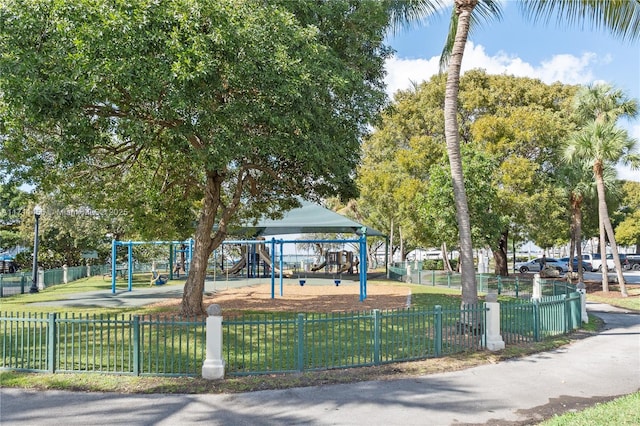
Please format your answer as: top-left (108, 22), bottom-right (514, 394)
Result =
top-left (532, 273), bottom-right (542, 300)
top-left (576, 282), bottom-right (588, 323)
top-left (202, 304), bottom-right (225, 380)
top-left (38, 267), bottom-right (45, 290)
top-left (484, 293), bottom-right (505, 351)
top-left (63, 264), bottom-right (68, 284)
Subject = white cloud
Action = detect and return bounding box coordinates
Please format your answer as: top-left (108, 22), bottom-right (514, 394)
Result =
top-left (384, 41), bottom-right (601, 98)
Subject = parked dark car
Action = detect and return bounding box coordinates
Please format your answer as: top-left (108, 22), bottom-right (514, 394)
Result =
top-left (559, 257), bottom-right (592, 272)
top-left (613, 254), bottom-right (631, 271)
top-left (625, 254), bottom-right (640, 271)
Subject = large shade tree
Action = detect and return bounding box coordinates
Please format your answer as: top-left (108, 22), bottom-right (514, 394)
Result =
top-left (0, 0), bottom-right (392, 315)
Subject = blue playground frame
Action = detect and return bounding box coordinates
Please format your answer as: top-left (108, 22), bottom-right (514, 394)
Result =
top-left (223, 227), bottom-right (368, 301)
top-left (111, 228), bottom-right (369, 301)
top-left (110, 239), bottom-right (194, 294)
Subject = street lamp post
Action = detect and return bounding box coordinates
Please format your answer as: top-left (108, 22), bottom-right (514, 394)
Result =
top-left (30, 205), bottom-right (43, 294)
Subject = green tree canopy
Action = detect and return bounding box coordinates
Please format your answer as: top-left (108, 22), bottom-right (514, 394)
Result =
top-left (615, 181), bottom-right (640, 251)
top-left (358, 70), bottom-right (578, 274)
top-left (0, 0), bottom-right (392, 315)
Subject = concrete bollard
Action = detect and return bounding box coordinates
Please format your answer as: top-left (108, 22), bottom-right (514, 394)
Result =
top-left (532, 273), bottom-right (542, 300)
top-left (202, 304), bottom-right (225, 380)
top-left (576, 282), bottom-right (589, 324)
top-left (38, 267), bottom-right (45, 290)
top-left (483, 293), bottom-right (505, 351)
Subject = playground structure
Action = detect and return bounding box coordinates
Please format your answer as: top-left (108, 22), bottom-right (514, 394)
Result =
top-left (220, 240), bottom-right (294, 278)
top-left (219, 232), bottom-right (369, 301)
top-left (109, 232), bottom-right (370, 301)
top-left (311, 249), bottom-right (359, 274)
top-left (110, 239), bottom-right (193, 294)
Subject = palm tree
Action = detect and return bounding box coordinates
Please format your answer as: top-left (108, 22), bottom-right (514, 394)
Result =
top-left (565, 120), bottom-right (638, 296)
top-left (571, 84), bottom-right (638, 295)
top-left (387, 1), bottom-right (640, 306)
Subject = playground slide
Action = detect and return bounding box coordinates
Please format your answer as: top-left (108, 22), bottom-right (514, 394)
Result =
top-left (338, 262), bottom-right (351, 274)
top-left (257, 248), bottom-right (293, 278)
top-left (222, 257), bottom-right (246, 275)
top-left (311, 261), bottom-right (327, 272)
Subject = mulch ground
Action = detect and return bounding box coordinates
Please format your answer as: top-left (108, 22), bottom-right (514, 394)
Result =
top-left (148, 282), bottom-right (412, 318)
top-left (146, 277), bottom-right (639, 318)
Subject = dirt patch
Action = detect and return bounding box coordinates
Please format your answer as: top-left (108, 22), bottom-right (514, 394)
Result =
top-left (148, 282), bottom-right (412, 318)
top-left (583, 281), bottom-right (640, 299)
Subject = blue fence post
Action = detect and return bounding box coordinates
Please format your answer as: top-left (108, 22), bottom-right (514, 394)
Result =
top-left (133, 315), bottom-right (140, 376)
top-left (497, 275), bottom-right (502, 295)
top-left (373, 310), bottom-right (381, 365)
top-left (111, 239), bottom-right (117, 294)
top-left (434, 305), bottom-right (442, 356)
top-left (515, 276), bottom-right (519, 298)
top-left (21, 274), bottom-right (26, 294)
top-left (431, 270), bottom-right (435, 286)
top-left (297, 314), bottom-right (305, 372)
top-left (127, 242), bottom-right (133, 292)
top-left (47, 313), bottom-right (57, 373)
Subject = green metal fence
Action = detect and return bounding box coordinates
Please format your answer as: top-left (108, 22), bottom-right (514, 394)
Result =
top-left (0, 263), bottom-right (167, 297)
top-left (0, 312), bottom-right (205, 376)
top-left (223, 304), bottom-right (486, 376)
top-left (500, 292), bottom-right (582, 344)
top-left (391, 266), bottom-right (577, 301)
top-left (1, 293), bottom-right (581, 377)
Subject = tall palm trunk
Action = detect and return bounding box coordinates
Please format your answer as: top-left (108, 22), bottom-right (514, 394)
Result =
top-left (572, 194), bottom-right (585, 283)
top-left (594, 162), bottom-right (628, 296)
top-left (445, 0), bottom-right (478, 308)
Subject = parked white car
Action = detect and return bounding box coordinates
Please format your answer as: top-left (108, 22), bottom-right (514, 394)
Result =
top-left (581, 253), bottom-right (615, 272)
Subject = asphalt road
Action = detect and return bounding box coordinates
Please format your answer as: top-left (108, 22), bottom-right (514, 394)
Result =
top-left (1, 304), bottom-right (638, 426)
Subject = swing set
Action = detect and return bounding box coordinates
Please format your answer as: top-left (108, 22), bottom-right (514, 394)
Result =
top-left (109, 239), bottom-right (194, 294)
top-left (220, 228), bottom-right (369, 301)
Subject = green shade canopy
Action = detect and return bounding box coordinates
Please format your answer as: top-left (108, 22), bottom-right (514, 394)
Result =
top-left (234, 200), bottom-right (385, 237)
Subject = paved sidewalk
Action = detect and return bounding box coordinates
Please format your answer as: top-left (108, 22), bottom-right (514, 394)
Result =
top-left (2, 306), bottom-right (638, 426)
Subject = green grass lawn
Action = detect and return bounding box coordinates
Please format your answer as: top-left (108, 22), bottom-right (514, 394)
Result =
top-left (540, 391), bottom-right (640, 426)
top-left (587, 285), bottom-right (640, 312)
top-left (0, 273), bottom-right (183, 314)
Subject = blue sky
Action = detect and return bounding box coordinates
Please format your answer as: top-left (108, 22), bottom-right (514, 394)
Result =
top-left (383, 1), bottom-right (640, 181)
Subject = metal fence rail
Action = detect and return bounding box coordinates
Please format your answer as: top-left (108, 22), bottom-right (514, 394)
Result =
top-left (1, 293), bottom-right (581, 377)
top-left (0, 264), bottom-right (166, 297)
top-left (223, 305), bottom-right (487, 376)
top-left (501, 292), bottom-right (581, 344)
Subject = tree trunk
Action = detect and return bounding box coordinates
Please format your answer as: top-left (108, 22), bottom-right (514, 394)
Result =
top-left (569, 203), bottom-right (576, 275)
top-left (389, 217), bottom-right (394, 266)
top-left (445, 0), bottom-right (478, 309)
top-left (180, 172), bottom-right (225, 317)
top-left (493, 230), bottom-right (508, 276)
top-left (575, 197), bottom-right (585, 284)
top-left (597, 189), bottom-right (609, 293)
top-left (442, 242), bottom-right (452, 272)
top-left (594, 163), bottom-right (627, 295)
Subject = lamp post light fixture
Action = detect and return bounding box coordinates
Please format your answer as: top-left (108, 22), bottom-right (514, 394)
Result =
top-left (30, 204), bottom-right (43, 294)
